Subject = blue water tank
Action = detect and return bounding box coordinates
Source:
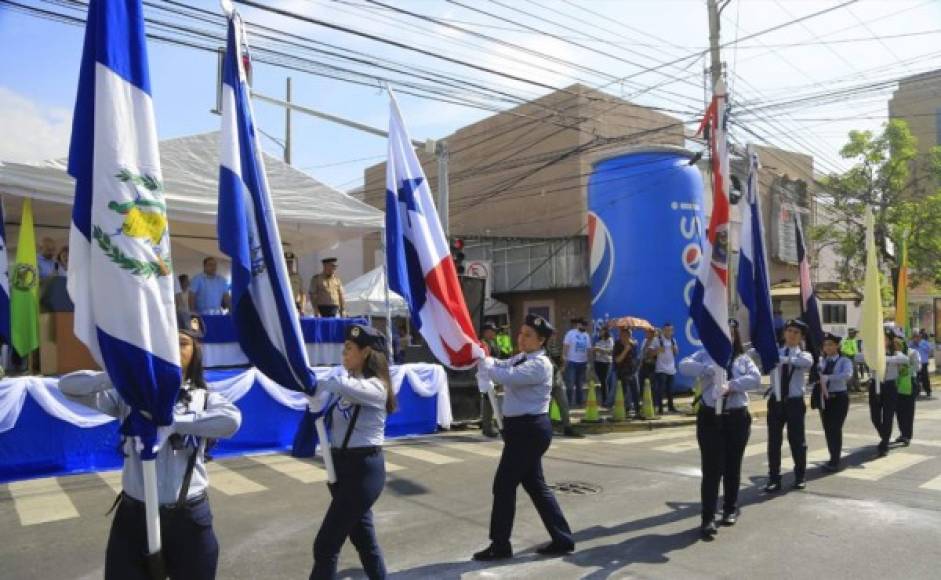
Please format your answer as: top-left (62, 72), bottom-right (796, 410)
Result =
top-left (588, 147), bottom-right (705, 390)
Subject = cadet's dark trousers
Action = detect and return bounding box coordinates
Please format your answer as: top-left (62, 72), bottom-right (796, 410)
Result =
top-left (896, 390), bottom-right (916, 441)
top-left (106, 493), bottom-right (219, 580)
top-left (697, 406), bottom-right (751, 523)
top-left (311, 449), bottom-right (386, 580)
top-left (819, 391), bottom-right (849, 465)
top-left (919, 363), bottom-right (931, 396)
top-left (868, 380), bottom-right (898, 451)
top-left (767, 397), bottom-right (807, 482)
top-left (490, 414), bottom-right (574, 549)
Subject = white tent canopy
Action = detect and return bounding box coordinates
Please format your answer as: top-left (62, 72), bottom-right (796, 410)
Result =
top-left (343, 267), bottom-right (408, 317)
top-left (0, 132), bottom-right (383, 271)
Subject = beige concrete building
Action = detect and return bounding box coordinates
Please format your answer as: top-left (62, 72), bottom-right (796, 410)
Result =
top-left (362, 84), bottom-right (816, 335)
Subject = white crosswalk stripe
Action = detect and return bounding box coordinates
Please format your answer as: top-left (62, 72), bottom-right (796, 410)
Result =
top-left (98, 470), bottom-right (123, 494)
top-left (247, 454), bottom-right (329, 484)
top-left (653, 441), bottom-right (700, 454)
top-left (919, 474), bottom-right (941, 491)
top-left (387, 447), bottom-right (462, 465)
top-left (605, 429), bottom-right (695, 446)
top-left (838, 453), bottom-right (932, 481)
top-left (206, 463), bottom-right (267, 495)
top-left (8, 477), bottom-right (79, 526)
top-left (437, 442), bottom-right (502, 458)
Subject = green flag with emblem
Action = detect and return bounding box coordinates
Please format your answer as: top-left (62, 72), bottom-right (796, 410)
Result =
top-left (11, 198), bottom-right (39, 357)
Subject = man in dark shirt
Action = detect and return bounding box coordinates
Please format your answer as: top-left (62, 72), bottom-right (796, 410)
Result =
top-left (612, 329), bottom-right (640, 417)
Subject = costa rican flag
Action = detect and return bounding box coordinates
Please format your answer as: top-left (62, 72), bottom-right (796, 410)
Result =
top-left (736, 147), bottom-right (778, 373)
top-left (217, 11), bottom-right (316, 395)
top-left (67, 0), bottom-right (180, 460)
top-left (385, 92), bottom-right (483, 369)
top-left (690, 79), bottom-right (732, 369)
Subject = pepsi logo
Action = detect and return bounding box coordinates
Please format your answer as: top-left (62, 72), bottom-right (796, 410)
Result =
top-left (682, 242), bottom-right (702, 276)
top-left (588, 211), bottom-right (615, 306)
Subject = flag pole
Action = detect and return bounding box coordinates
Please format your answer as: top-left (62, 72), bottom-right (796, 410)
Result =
top-left (141, 457), bottom-right (162, 555)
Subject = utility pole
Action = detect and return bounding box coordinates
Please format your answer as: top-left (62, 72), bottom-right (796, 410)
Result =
top-left (435, 140), bottom-right (450, 236)
top-left (707, 0), bottom-right (724, 91)
top-left (284, 77), bottom-right (292, 165)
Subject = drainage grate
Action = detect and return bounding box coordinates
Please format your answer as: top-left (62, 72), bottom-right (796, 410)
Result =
top-left (548, 481), bottom-right (602, 496)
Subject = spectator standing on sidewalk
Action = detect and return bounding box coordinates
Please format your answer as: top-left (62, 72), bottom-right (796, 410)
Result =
top-left (592, 327), bottom-right (614, 405)
top-left (610, 328), bottom-right (640, 417)
top-left (840, 328), bottom-right (861, 391)
top-left (562, 318), bottom-right (591, 407)
top-left (654, 323), bottom-right (679, 414)
top-left (638, 327), bottom-right (658, 400)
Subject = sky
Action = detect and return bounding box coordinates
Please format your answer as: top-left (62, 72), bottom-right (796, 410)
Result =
top-left (1, 0), bottom-right (940, 193)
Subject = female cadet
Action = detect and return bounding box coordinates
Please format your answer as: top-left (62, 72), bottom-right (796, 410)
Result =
top-left (310, 324), bottom-right (397, 580)
top-left (679, 320), bottom-right (760, 538)
top-left (473, 314), bottom-right (575, 561)
top-left (855, 329), bottom-right (911, 457)
top-left (765, 319), bottom-right (814, 492)
top-left (895, 335), bottom-right (920, 446)
top-left (60, 315), bottom-right (241, 580)
top-left (816, 333), bottom-right (854, 472)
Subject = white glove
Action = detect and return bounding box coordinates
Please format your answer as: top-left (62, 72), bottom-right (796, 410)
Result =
top-left (306, 390), bottom-right (333, 414)
top-left (702, 365), bottom-right (717, 378)
top-left (476, 366), bottom-right (493, 394)
top-left (715, 382), bottom-right (730, 397)
top-left (479, 357), bottom-right (496, 372)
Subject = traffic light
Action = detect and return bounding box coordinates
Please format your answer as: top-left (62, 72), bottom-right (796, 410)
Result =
top-left (450, 238), bottom-right (466, 275)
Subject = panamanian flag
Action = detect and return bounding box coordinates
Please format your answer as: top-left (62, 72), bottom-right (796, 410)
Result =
top-left (217, 10), bottom-right (316, 395)
top-left (690, 79), bottom-right (732, 370)
top-left (736, 147), bottom-right (778, 373)
top-left (385, 92), bottom-right (483, 369)
top-left (67, 0), bottom-right (180, 459)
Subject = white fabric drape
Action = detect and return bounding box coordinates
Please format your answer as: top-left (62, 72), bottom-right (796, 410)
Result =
top-left (0, 363), bottom-right (450, 433)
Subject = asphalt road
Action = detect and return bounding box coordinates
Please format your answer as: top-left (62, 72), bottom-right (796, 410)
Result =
top-left (3, 396), bottom-right (941, 579)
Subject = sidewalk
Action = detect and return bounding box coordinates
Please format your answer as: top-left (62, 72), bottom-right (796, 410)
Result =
top-left (563, 375), bottom-right (941, 435)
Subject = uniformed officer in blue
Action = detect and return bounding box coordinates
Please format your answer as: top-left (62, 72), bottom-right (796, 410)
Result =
top-left (473, 314), bottom-right (575, 561)
top-left (816, 332), bottom-right (854, 471)
top-left (679, 320), bottom-right (760, 538)
top-left (765, 319), bottom-right (814, 492)
top-left (310, 324), bottom-right (397, 580)
top-left (60, 314), bottom-right (242, 580)
top-left (855, 328), bottom-right (911, 457)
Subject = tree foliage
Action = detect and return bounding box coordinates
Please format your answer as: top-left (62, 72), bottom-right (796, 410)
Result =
top-left (815, 119), bottom-right (941, 298)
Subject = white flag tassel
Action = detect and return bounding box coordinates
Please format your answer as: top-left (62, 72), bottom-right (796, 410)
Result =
top-left (66, 0), bottom-right (183, 559)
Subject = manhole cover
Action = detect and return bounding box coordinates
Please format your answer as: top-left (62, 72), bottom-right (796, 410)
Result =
top-left (548, 481), bottom-right (602, 496)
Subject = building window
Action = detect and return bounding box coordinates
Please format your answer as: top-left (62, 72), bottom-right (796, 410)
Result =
top-left (822, 303), bottom-right (847, 324)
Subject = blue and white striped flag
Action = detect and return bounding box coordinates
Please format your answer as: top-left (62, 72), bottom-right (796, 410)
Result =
top-left (736, 147), bottom-right (777, 373)
top-left (0, 197), bottom-right (9, 346)
top-left (217, 11), bottom-right (316, 395)
top-left (67, 0), bottom-right (180, 460)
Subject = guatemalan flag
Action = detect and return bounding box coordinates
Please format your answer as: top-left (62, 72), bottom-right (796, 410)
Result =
top-left (690, 79), bottom-right (732, 369)
top-left (736, 147), bottom-right (778, 373)
top-left (217, 10), bottom-right (316, 394)
top-left (386, 92), bottom-right (483, 369)
top-left (795, 213), bottom-right (824, 353)
top-left (67, 0), bottom-right (181, 459)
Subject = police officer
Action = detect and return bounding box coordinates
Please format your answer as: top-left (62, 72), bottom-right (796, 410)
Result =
top-left (765, 319), bottom-right (814, 492)
top-left (473, 314), bottom-right (575, 561)
top-left (816, 333), bottom-right (854, 472)
top-left (855, 329), bottom-right (910, 457)
top-left (311, 324), bottom-right (397, 580)
top-left (896, 336), bottom-right (920, 446)
top-left (679, 320), bottom-right (760, 538)
top-left (60, 314), bottom-right (242, 580)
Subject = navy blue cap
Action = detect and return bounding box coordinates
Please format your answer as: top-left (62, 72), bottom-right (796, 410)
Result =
top-left (346, 324), bottom-right (387, 352)
top-left (785, 319), bottom-right (808, 333)
top-left (525, 314), bottom-right (554, 339)
top-left (823, 332), bottom-right (842, 344)
top-left (482, 321), bottom-right (498, 333)
top-left (178, 312), bottom-right (205, 339)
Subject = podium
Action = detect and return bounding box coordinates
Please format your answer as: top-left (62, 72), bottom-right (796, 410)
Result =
top-left (40, 312), bottom-right (99, 375)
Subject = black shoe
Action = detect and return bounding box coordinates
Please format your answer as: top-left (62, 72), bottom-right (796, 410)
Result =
top-left (822, 461), bottom-right (840, 473)
top-left (877, 444), bottom-right (889, 457)
top-left (763, 480), bottom-right (782, 493)
top-left (700, 521), bottom-right (718, 538)
top-left (563, 427), bottom-right (585, 438)
top-left (894, 436), bottom-right (906, 444)
top-left (793, 480), bottom-right (807, 490)
top-left (720, 509), bottom-right (739, 526)
top-left (473, 544), bottom-right (512, 561)
top-left (483, 431), bottom-right (500, 438)
top-left (901, 438), bottom-right (911, 447)
top-left (536, 541), bottom-right (575, 556)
